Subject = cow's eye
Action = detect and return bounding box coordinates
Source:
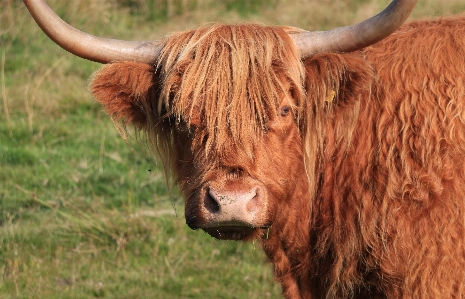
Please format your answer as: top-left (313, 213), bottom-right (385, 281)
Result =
top-left (280, 106), bottom-right (290, 117)
top-left (176, 122), bottom-right (189, 132)
top-left (175, 116), bottom-right (189, 132)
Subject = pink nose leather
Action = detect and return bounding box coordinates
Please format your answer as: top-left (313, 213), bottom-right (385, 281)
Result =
top-left (203, 187), bottom-right (262, 226)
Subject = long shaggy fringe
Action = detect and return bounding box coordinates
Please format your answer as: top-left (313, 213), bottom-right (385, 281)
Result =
top-left (153, 24), bottom-right (305, 165)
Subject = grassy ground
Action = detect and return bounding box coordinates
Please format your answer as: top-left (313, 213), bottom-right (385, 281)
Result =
top-left (1, 0), bottom-right (464, 298)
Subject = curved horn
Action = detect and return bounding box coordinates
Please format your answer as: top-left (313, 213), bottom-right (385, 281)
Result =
top-left (23, 0), bottom-right (162, 64)
top-left (292, 0), bottom-right (418, 58)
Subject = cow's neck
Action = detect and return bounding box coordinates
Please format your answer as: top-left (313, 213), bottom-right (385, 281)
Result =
top-left (261, 169), bottom-right (312, 299)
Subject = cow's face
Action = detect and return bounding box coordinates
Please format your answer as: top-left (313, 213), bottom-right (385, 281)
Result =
top-left (91, 24), bottom-right (307, 241)
top-left (169, 84), bottom-right (305, 240)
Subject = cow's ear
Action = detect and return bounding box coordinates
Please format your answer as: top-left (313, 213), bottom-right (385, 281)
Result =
top-left (90, 61), bottom-right (159, 129)
top-left (303, 52), bottom-right (374, 110)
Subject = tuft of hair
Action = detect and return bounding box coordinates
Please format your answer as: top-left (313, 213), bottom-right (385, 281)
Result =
top-left (151, 23), bottom-right (305, 165)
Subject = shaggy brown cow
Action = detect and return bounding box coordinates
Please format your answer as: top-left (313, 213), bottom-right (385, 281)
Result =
top-left (25, 0), bottom-right (465, 298)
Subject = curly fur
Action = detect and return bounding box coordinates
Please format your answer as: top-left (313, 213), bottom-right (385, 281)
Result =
top-left (304, 16), bottom-right (465, 298)
top-left (90, 16), bottom-right (465, 299)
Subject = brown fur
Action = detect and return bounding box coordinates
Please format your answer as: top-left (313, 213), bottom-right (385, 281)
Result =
top-left (90, 17), bottom-right (465, 299)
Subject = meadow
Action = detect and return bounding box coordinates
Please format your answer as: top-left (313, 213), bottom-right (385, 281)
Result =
top-left (1, 0), bottom-right (464, 298)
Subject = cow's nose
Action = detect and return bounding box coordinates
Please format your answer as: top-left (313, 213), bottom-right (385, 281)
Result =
top-left (203, 187), bottom-right (262, 224)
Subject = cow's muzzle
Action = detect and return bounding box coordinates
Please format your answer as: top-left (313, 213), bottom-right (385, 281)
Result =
top-left (186, 185), bottom-right (269, 240)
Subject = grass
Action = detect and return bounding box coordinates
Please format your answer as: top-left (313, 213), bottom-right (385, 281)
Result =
top-left (1, 0), bottom-right (465, 298)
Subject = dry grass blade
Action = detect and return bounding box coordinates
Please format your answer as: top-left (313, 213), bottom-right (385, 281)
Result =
top-left (25, 55), bottom-right (67, 133)
top-left (1, 51), bottom-right (12, 137)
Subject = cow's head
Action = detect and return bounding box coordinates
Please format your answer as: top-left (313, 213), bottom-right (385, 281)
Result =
top-left (90, 24), bottom-right (306, 240)
top-left (24, 0), bottom-right (417, 241)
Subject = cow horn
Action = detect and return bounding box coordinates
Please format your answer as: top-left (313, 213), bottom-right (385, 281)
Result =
top-left (291, 0), bottom-right (418, 58)
top-left (23, 0), bottom-right (162, 64)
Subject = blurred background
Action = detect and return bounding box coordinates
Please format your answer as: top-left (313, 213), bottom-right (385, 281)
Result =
top-left (1, 0), bottom-right (464, 298)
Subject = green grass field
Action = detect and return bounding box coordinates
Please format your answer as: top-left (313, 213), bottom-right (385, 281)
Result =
top-left (1, 0), bottom-right (464, 298)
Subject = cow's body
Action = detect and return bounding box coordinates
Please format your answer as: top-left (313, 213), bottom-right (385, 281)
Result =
top-left (60, 11), bottom-right (465, 299)
top-left (300, 17), bottom-right (465, 298)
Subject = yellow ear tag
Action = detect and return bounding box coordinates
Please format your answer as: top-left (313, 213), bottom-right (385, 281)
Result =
top-left (325, 90), bottom-right (336, 103)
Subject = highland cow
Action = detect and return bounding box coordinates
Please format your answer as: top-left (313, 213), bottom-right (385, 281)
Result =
top-left (25, 0), bottom-right (465, 298)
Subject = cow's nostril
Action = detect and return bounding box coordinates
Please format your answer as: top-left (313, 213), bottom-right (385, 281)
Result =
top-left (246, 188), bottom-right (260, 213)
top-left (204, 188), bottom-right (220, 213)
